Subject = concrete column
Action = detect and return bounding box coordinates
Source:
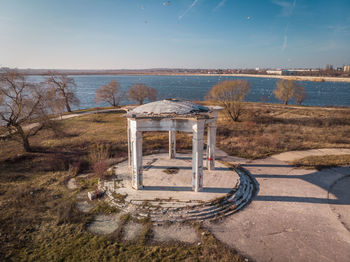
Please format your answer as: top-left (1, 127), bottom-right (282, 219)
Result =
top-left (192, 120), bottom-right (205, 192)
top-left (206, 122), bottom-right (217, 170)
top-left (127, 118), bottom-right (132, 168)
top-left (130, 122), bottom-right (143, 190)
top-left (169, 130), bottom-right (176, 159)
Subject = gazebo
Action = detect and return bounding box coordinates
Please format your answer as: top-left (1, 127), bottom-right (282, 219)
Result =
top-left (125, 99), bottom-right (222, 192)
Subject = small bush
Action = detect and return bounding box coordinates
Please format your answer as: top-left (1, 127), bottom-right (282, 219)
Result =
top-left (89, 143), bottom-right (111, 178)
top-left (68, 161), bottom-right (81, 177)
top-left (92, 160), bottom-right (109, 179)
top-left (88, 143), bottom-right (111, 165)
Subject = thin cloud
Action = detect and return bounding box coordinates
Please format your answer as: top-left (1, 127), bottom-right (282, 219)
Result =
top-left (282, 23), bottom-right (289, 51)
top-left (327, 25), bottom-right (350, 34)
top-left (282, 35), bottom-right (288, 51)
top-left (179, 0), bottom-right (199, 20)
top-left (272, 0), bottom-right (296, 17)
top-left (213, 0), bottom-right (228, 11)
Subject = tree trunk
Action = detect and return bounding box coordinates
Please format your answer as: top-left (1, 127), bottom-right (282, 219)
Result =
top-left (16, 125), bottom-right (32, 152)
top-left (65, 97), bottom-right (72, 112)
top-left (22, 136), bottom-right (32, 152)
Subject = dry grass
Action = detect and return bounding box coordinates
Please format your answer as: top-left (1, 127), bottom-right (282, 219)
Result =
top-left (0, 110), bottom-right (246, 261)
top-left (292, 154), bottom-right (350, 170)
top-left (1, 103), bottom-right (349, 261)
top-left (216, 103), bottom-right (350, 159)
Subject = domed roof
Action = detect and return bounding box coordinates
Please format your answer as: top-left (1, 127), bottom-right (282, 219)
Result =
top-left (125, 99), bottom-right (210, 118)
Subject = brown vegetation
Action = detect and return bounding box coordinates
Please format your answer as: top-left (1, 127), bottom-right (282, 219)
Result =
top-left (0, 69), bottom-right (51, 151)
top-left (95, 80), bottom-right (125, 107)
top-left (207, 80), bottom-right (250, 122)
top-left (274, 79), bottom-right (307, 105)
top-left (128, 83), bottom-right (157, 105)
top-left (46, 73), bottom-right (80, 112)
top-left (216, 103), bottom-right (350, 159)
top-left (292, 154), bottom-right (350, 170)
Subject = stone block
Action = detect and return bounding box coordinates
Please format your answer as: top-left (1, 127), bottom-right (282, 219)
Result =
top-left (88, 190), bottom-right (104, 201)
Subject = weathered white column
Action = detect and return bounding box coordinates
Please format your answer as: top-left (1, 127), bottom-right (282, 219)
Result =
top-left (127, 118), bottom-right (132, 167)
top-left (169, 130), bottom-right (176, 159)
top-left (192, 120), bottom-right (205, 192)
top-left (206, 122), bottom-right (217, 170)
top-left (130, 120), bottom-right (143, 189)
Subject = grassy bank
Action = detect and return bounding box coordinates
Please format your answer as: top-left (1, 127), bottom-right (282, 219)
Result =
top-left (292, 154), bottom-right (350, 170)
top-left (216, 102), bottom-right (350, 159)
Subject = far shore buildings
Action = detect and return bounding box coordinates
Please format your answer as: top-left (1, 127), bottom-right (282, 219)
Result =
top-left (266, 69), bottom-right (321, 76)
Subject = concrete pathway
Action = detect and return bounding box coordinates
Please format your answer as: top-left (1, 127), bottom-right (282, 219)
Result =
top-left (206, 150), bottom-right (350, 262)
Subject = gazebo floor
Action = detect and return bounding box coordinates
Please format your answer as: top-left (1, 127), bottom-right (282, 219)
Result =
top-left (100, 153), bottom-right (256, 224)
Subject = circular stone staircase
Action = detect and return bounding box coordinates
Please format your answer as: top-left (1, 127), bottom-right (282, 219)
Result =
top-left (99, 164), bottom-right (257, 225)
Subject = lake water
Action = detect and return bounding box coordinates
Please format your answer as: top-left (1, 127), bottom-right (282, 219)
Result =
top-left (29, 75), bottom-right (350, 110)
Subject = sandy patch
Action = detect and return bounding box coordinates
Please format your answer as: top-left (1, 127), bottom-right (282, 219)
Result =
top-left (123, 222), bottom-right (144, 241)
top-left (87, 214), bottom-right (121, 235)
top-left (153, 224), bottom-right (199, 243)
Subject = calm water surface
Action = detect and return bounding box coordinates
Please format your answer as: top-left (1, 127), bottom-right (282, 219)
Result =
top-left (29, 75), bottom-right (350, 110)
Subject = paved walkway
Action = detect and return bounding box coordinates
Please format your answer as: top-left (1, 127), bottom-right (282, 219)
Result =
top-left (207, 149), bottom-right (350, 262)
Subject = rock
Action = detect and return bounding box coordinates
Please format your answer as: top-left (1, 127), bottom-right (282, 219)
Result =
top-left (88, 190), bottom-right (104, 200)
top-left (67, 178), bottom-right (78, 190)
top-left (76, 201), bottom-right (93, 213)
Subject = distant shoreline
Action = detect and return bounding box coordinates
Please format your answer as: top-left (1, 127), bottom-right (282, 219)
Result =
top-left (20, 69), bottom-right (350, 83)
top-left (148, 73), bottom-right (350, 83)
top-left (25, 72), bottom-right (350, 83)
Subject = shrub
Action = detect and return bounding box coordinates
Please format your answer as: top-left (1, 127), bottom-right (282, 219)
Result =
top-left (68, 161), bottom-right (81, 177)
top-left (88, 143), bottom-right (111, 164)
top-left (207, 80), bottom-right (250, 122)
top-left (92, 160), bottom-right (109, 179)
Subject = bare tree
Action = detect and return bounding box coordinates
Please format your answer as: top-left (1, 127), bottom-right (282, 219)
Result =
top-left (207, 80), bottom-right (250, 122)
top-left (95, 80), bottom-right (125, 107)
top-left (128, 83), bottom-right (157, 105)
top-left (294, 84), bottom-right (307, 105)
top-left (0, 69), bottom-right (50, 152)
top-left (46, 73), bottom-right (79, 112)
top-left (44, 86), bottom-right (66, 117)
top-left (273, 80), bottom-right (296, 105)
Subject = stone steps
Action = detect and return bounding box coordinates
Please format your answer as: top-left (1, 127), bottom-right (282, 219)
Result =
top-left (103, 166), bottom-right (256, 225)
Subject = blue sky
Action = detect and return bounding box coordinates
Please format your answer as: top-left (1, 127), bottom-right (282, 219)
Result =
top-left (1, 0), bottom-right (350, 69)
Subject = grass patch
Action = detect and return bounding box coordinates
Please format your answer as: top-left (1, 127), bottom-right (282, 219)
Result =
top-left (92, 201), bottom-right (120, 214)
top-left (112, 192), bottom-right (128, 204)
top-left (217, 103), bottom-right (350, 159)
top-left (292, 154), bottom-right (350, 170)
top-left (77, 176), bottom-right (98, 191)
top-left (163, 167), bottom-right (180, 174)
